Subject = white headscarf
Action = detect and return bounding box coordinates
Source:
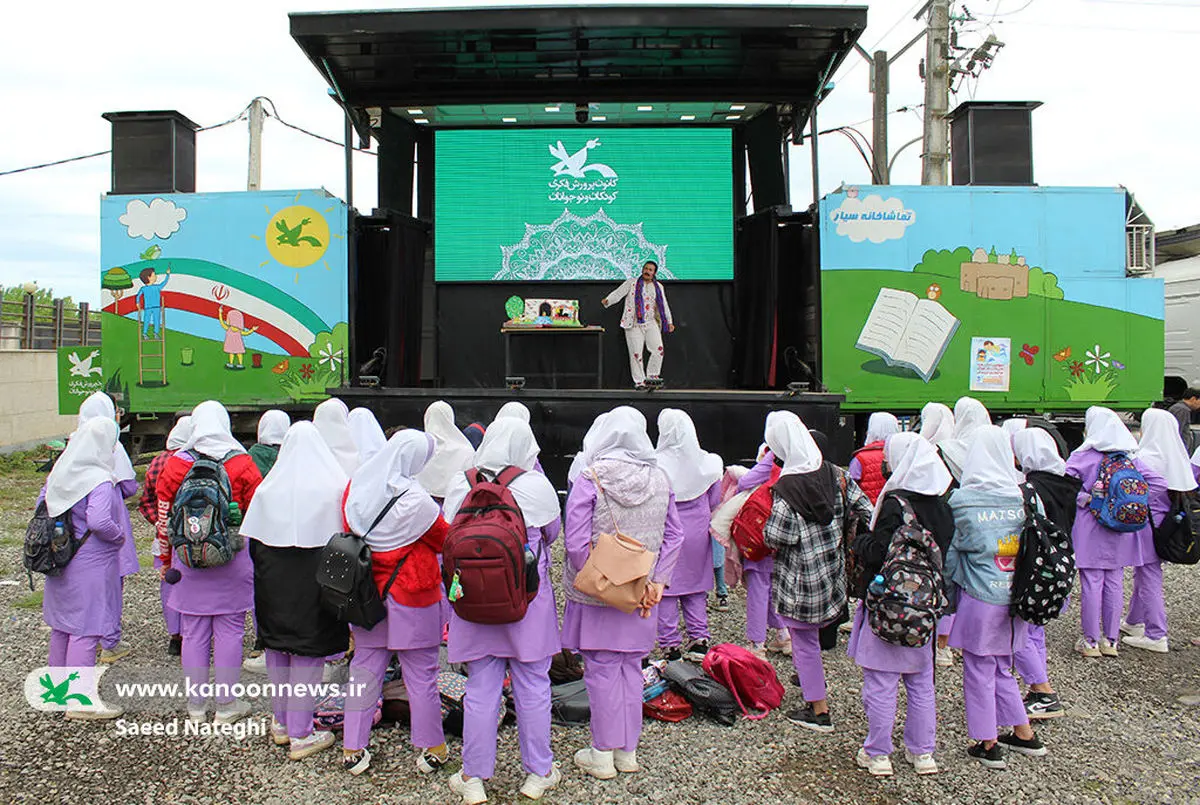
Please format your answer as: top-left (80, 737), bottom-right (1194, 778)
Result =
top-left (1001, 418), bottom-right (1027, 444)
top-left (166, 416), bottom-right (193, 451)
top-left (1074, 406), bottom-right (1138, 455)
top-left (654, 409), bottom-right (723, 502)
top-left (415, 401), bottom-right (476, 498)
top-left (348, 408), bottom-right (387, 465)
top-left (1193, 444), bottom-right (1200, 469)
top-left (765, 410), bottom-right (823, 476)
top-left (240, 422), bottom-right (349, 549)
top-left (345, 430), bottom-right (442, 551)
top-left (568, 412), bottom-right (610, 483)
top-left (313, 398), bottom-right (359, 475)
top-left (1137, 408), bottom-right (1199, 491)
top-left (74, 391), bottom-right (135, 483)
top-left (496, 401), bottom-right (531, 423)
top-left (865, 412), bottom-right (900, 446)
top-left (1013, 428), bottom-right (1066, 476)
top-left (585, 406), bottom-right (657, 467)
top-left (958, 425), bottom-right (1022, 494)
top-left (442, 419), bottom-right (561, 528)
top-left (940, 397), bottom-right (992, 479)
top-left (257, 410), bottom-right (290, 446)
top-left (46, 417), bottom-right (118, 517)
top-left (869, 432), bottom-right (952, 528)
top-left (918, 402), bottom-right (955, 446)
top-left (183, 400), bottom-right (246, 458)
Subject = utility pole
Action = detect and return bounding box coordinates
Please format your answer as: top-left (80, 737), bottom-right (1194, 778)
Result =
top-left (247, 97), bottom-right (264, 191)
top-left (921, 0), bottom-right (952, 185)
top-left (853, 27), bottom-right (928, 184)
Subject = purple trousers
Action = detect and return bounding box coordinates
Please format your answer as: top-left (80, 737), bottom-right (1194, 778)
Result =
top-left (962, 650), bottom-right (1028, 742)
top-left (657, 592), bottom-right (710, 648)
top-left (1125, 562), bottom-right (1168, 640)
top-left (861, 665), bottom-right (936, 757)
top-left (1013, 625), bottom-right (1049, 686)
top-left (101, 578), bottom-right (124, 651)
top-left (344, 645), bottom-right (443, 752)
top-left (48, 629), bottom-right (98, 667)
top-left (581, 650), bottom-right (643, 753)
top-left (937, 614), bottom-right (955, 637)
top-left (265, 650), bottom-right (324, 739)
top-left (181, 612), bottom-right (245, 708)
top-left (1079, 568), bottom-right (1122, 644)
top-left (462, 656), bottom-right (553, 779)
top-left (161, 579), bottom-right (181, 636)
top-left (744, 568), bottom-right (782, 644)
top-left (787, 624), bottom-right (826, 702)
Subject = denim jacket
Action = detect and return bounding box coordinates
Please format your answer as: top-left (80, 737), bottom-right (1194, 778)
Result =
top-left (945, 488), bottom-right (1034, 607)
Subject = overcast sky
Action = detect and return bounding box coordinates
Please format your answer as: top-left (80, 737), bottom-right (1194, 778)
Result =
top-left (1, 0), bottom-right (1195, 304)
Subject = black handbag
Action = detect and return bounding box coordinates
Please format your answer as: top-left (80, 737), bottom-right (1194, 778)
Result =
top-left (316, 493), bottom-right (407, 628)
top-left (1153, 491), bottom-right (1199, 565)
top-left (549, 679), bottom-right (591, 726)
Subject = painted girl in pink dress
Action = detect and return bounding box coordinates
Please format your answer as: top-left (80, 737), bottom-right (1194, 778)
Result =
top-left (218, 306), bottom-right (259, 370)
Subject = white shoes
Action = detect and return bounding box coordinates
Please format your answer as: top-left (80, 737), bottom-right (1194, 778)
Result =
top-left (270, 717), bottom-right (289, 746)
top-left (935, 646), bottom-right (954, 667)
top-left (450, 772), bottom-right (489, 804)
top-left (242, 653), bottom-right (268, 675)
top-left (1119, 620), bottom-right (1145, 639)
top-left (1122, 634), bottom-right (1169, 653)
top-left (64, 703), bottom-right (124, 721)
top-left (748, 642), bottom-right (767, 660)
top-left (213, 699), bottom-right (252, 725)
top-left (855, 748), bottom-right (894, 777)
top-left (186, 706), bottom-right (208, 723)
top-left (904, 750), bottom-right (940, 775)
top-left (573, 747), bottom-right (618, 780)
top-left (289, 730), bottom-right (335, 760)
top-left (1074, 637), bottom-right (1101, 658)
top-left (613, 749), bottom-right (639, 773)
top-left (1098, 638), bottom-right (1119, 658)
top-left (518, 764), bottom-right (562, 800)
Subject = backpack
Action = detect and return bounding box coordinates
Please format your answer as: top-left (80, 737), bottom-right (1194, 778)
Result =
top-left (1152, 491), bottom-right (1199, 565)
top-left (729, 465), bottom-right (781, 563)
top-left (442, 467), bottom-right (537, 625)
top-left (168, 451), bottom-right (242, 568)
top-left (23, 500), bottom-right (85, 586)
top-left (549, 680), bottom-right (591, 726)
top-left (866, 496), bottom-right (947, 648)
top-left (701, 643), bottom-right (784, 720)
top-left (1089, 452), bottom-right (1150, 532)
top-left (316, 493), bottom-right (408, 629)
top-left (661, 660), bottom-right (738, 726)
top-left (1010, 484), bottom-right (1076, 625)
top-left (642, 689), bottom-right (692, 722)
top-left (312, 691), bottom-right (382, 732)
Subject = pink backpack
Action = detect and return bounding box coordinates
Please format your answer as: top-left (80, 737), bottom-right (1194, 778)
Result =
top-left (701, 643), bottom-right (784, 720)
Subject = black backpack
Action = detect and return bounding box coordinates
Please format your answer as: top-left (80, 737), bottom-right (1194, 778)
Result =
top-left (1010, 484), bottom-right (1075, 625)
top-left (549, 679), bottom-right (591, 726)
top-left (316, 493), bottom-right (407, 629)
top-left (866, 496), bottom-right (948, 648)
top-left (168, 451), bottom-right (241, 568)
top-left (1152, 491), bottom-right (1198, 565)
top-left (661, 660), bottom-right (738, 726)
top-left (23, 500), bottom-right (85, 587)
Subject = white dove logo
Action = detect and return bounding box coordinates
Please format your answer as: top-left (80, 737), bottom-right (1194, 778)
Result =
top-left (549, 139), bottom-right (618, 179)
top-left (67, 350), bottom-right (102, 378)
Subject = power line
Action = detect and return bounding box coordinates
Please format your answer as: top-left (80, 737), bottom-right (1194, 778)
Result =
top-left (0, 150), bottom-right (111, 178)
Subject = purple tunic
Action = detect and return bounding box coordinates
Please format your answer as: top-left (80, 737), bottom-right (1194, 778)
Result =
top-left (353, 596), bottom-right (443, 652)
top-left (738, 454), bottom-right (776, 576)
top-left (846, 602), bottom-right (931, 674)
top-left (170, 548), bottom-right (254, 616)
top-left (447, 521), bottom-right (562, 663)
top-left (663, 483), bottom-right (720, 596)
top-left (1066, 449), bottom-right (1165, 570)
top-left (115, 478), bottom-right (140, 577)
top-left (1133, 475), bottom-right (1171, 567)
top-left (560, 478), bottom-right (684, 654)
top-left (948, 593), bottom-right (1028, 656)
top-left (40, 484), bottom-right (124, 637)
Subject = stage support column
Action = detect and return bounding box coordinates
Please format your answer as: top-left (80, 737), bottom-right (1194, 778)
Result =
top-left (377, 110), bottom-right (417, 215)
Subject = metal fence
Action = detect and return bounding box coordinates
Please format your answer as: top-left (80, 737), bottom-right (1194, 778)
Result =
top-left (0, 293), bottom-right (101, 350)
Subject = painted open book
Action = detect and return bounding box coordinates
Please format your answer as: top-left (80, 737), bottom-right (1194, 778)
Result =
top-left (855, 288), bottom-right (960, 383)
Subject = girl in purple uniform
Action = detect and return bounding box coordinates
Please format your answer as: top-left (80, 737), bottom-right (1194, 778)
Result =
top-left (739, 442), bottom-right (789, 658)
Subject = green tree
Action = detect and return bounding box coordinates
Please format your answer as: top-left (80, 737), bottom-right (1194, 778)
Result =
top-left (1, 285), bottom-right (77, 323)
top-left (988, 246), bottom-right (998, 263)
top-left (913, 246), bottom-right (974, 277)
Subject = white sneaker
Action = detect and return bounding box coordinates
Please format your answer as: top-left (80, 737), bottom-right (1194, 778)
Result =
top-left (1074, 637), bottom-right (1101, 658)
top-left (1119, 620), bottom-right (1145, 639)
top-left (904, 750), bottom-right (940, 775)
top-left (213, 699), bottom-right (252, 725)
top-left (186, 707), bottom-right (208, 723)
top-left (935, 646), bottom-right (954, 667)
top-left (748, 642), bottom-right (767, 660)
top-left (270, 717), bottom-right (289, 746)
top-left (573, 747), bottom-right (618, 780)
top-left (242, 653), bottom-right (268, 675)
top-left (855, 748), bottom-right (894, 777)
top-left (1098, 637), bottom-right (1119, 658)
top-left (613, 748), bottom-right (639, 773)
top-left (518, 764), bottom-right (562, 800)
top-left (767, 631), bottom-right (793, 656)
top-left (449, 772), bottom-right (488, 805)
top-left (289, 730), bottom-right (335, 760)
top-left (64, 703), bottom-right (124, 721)
top-left (1122, 634), bottom-right (1169, 654)
top-left (343, 748), bottom-right (371, 775)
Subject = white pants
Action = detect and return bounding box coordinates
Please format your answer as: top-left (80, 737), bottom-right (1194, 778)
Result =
top-left (625, 323), bottom-right (663, 386)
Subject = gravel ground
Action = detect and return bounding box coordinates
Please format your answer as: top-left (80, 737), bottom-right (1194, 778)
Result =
top-left (1, 464), bottom-right (1198, 804)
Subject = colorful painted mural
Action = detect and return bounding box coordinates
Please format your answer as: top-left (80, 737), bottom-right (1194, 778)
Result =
top-left (100, 190), bottom-right (349, 413)
top-left (819, 185), bottom-right (1164, 410)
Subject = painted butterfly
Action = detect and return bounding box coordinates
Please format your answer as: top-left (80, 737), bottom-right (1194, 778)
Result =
top-left (1113, 360), bottom-right (1126, 370)
top-left (1019, 344), bottom-right (1040, 366)
top-left (1052, 346), bottom-right (1072, 362)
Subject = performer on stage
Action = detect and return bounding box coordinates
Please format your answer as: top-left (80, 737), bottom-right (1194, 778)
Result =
top-left (602, 261), bottom-right (675, 389)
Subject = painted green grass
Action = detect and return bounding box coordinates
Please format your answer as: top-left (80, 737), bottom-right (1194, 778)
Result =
top-left (822, 269), bottom-right (1163, 410)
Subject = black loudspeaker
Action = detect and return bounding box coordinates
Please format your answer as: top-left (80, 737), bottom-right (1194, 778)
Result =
top-left (948, 101), bottom-right (1041, 186)
top-left (101, 111), bottom-right (198, 194)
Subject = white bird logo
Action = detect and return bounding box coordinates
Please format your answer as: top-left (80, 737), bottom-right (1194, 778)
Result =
top-left (549, 139), bottom-right (618, 179)
top-left (67, 349), bottom-right (102, 378)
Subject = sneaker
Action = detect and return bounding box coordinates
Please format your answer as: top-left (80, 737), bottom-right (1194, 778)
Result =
top-left (904, 750), bottom-right (940, 775)
top-left (1024, 692), bottom-right (1065, 720)
top-left (613, 749), bottom-right (639, 773)
top-left (242, 653), bottom-right (268, 675)
top-left (998, 732), bottom-right (1047, 757)
top-left (573, 747), bottom-right (618, 780)
top-left (838, 620), bottom-right (853, 634)
top-left (1099, 637), bottom-right (1119, 658)
top-left (1074, 637), bottom-right (1101, 658)
top-left (99, 641), bottom-right (132, 664)
top-left (343, 748), bottom-right (371, 776)
top-left (213, 699), bottom-right (252, 725)
top-left (786, 704), bottom-right (833, 734)
top-left (715, 595), bottom-right (729, 612)
top-left (518, 764), bottom-right (562, 800)
top-left (167, 635), bottom-right (182, 657)
top-left (64, 703), bottom-right (124, 721)
top-left (855, 747), bottom-right (894, 777)
top-left (663, 646), bottom-right (683, 662)
top-left (935, 646), bottom-right (954, 667)
top-left (449, 771), bottom-right (489, 804)
top-left (270, 717), bottom-right (289, 746)
top-left (186, 707), bottom-right (207, 724)
top-left (1120, 620), bottom-right (1145, 639)
top-left (748, 642), bottom-right (767, 660)
top-left (1122, 634), bottom-right (1169, 654)
top-left (684, 641), bottom-right (710, 663)
top-left (289, 730), bottom-right (335, 760)
top-left (767, 634), bottom-right (792, 657)
top-left (967, 741), bottom-right (1006, 769)
top-left (417, 747), bottom-right (450, 774)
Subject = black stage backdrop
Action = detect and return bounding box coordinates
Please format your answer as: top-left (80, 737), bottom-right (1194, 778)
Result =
top-left (436, 282), bottom-right (734, 389)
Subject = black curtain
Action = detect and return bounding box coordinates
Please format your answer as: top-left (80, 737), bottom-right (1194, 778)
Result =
top-left (353, 212), bottom-right (429, 386)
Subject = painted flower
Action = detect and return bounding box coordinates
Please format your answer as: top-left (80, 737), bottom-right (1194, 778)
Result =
top-left (299, 363), bottom-right (315, 381)
top-left (1068, 360), bottom-right (1086, 378)
top-left (1085, 344), bottom-right (1111, 375)
top-left (318, 341), bottom-right (344, 371)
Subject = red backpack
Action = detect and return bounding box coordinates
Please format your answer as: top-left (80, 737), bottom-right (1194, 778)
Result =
top-left (701, 643), bottom-right (784, 720)
top-left (443, 467), bottom-right (535, 625)
top-left (729, 465), bottom-right (781, 562)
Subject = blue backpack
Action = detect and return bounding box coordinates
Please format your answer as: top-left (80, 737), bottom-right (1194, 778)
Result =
top-left (1089, 452), bottom-right (1150, 533)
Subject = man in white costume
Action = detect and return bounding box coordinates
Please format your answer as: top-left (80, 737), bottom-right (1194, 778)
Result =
top-left (602, 260), bottom-right (675, 388)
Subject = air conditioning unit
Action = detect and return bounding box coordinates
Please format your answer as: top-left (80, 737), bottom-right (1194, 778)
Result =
top-left (1127, 224), bottom-right (1155, 276)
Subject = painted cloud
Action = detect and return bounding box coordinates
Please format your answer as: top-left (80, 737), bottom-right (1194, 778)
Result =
top-left (829, 194), bottom-right (916, 244)
top-left (119, 198), bottom-right (187, 240)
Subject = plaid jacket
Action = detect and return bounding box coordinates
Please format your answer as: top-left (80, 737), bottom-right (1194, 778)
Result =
top-left (138, 449), bottom-right (174, 525)
top-left (764, 465), bottom-right (874, 624)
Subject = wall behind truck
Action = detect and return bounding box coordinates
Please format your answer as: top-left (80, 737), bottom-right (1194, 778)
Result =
top-left (0, 351), bottom-right (77, 451)
top-left (818, 185), bottom-right (1164, 412)
top-left (1156, 254), bottom-right (1200, 390)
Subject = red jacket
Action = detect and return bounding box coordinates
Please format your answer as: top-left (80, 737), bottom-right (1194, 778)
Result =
top-left (155, 451), bottom-right (263, 565)
top-left (341, 486), bottom-right (448, 608)
top-left (853, 441), bottom-right (887, 504)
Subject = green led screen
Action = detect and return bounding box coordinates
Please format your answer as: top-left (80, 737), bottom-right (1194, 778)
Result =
top-left (434, 128), bottom-right (733, 281)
